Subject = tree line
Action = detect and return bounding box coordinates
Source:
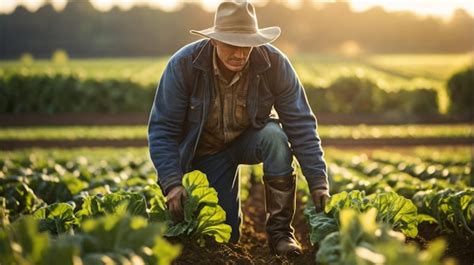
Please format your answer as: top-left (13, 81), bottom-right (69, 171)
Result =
top-left (1, 0), bottom-right (473, 58)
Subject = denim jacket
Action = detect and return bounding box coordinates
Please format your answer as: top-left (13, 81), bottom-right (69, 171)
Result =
top-left (148, 39), bottom-right (328, 195)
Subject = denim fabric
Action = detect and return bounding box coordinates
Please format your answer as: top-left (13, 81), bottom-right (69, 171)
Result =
top-left (148, 39), bottom-right (328, 196)
top-left (191, 121), bottom-right (294, 242)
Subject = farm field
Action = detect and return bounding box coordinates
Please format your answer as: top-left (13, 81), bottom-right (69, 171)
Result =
top-left (2, 54), bottom-right (470, 88)
top-left (1, 146), bottom-right (472, 264)
top-left (0, 124), bottom-right (472, 140)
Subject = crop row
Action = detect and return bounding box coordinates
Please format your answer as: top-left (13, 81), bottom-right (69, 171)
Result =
top-left (0, 124), bottom-right (472, 140)
top-left (0, 73), bottom-right (440, 115)
top-left (1, 147), bottom-right (472, 264)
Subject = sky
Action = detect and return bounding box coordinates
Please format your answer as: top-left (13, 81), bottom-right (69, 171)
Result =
top-left (1, 0), bottom-right (473, 20)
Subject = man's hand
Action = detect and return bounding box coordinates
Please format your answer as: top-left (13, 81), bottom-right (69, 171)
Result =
top-left (166, 185), bottom-right (188, 223)
top-left (311, 189), bottom-right (330, 213)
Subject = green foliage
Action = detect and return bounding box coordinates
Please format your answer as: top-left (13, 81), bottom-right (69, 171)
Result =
top-left (0, 181), bottom-right (45, 217)
top-left (77, 191), bottom-right (149, 220)
top-left (1, 124), bottom-right (471, 141)
top-left (78, 210), bottom-right (180, 264)
top-left (0, 216), bottom-right (79, 265)
top-left (305, 190), bottom-right (421, 243)
top-left (0, 69), bottom-right (440, 115)
top-left (0, 73), bottom-right (154, 113)
top-left (19, 53), bottom-right (34, 65)
top-left (51, 49), bottom-right (69, 64)
top-left (0, 213), bottom-right (181, 265)
top-left (305, 76), bottom-right (439, 115)
top-left (413, 188), bottom-right (474, 239)
top-left (447, 66), bottom-right (473, 115)
top-left (303, 205), bottom-right (338, 245)
top-left (315, 209), bottom-right (446, 265)
top-left (163, 170), bottom-right (232, 244)
top-left (34, 202), bottom-right (78, 235)
top-left (325, 76), bottom-right (385, 114)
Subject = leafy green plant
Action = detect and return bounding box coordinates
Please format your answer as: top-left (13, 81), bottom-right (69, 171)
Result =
top-left (33, 202), bottom-right (78, 235)
top-left (77, 190), bottom-right (148, 220)
top-left (316, 208), bottom-right (446, 265)
top-left (447, 66), bottom-right (473, 115)
top-left (0, 216), bottom-right (79, 265)
top-left (1, 211), bottom-right (181, 265)
top-left (77, 209), bottom-right (180, 265)
top-left (413, 188), bottom-right (474, 238)
top-left (305, 190), bottom-right (422, 245)
top-left (149, 170), bottom-right (232, 244)
top-left (0, 181), bottom-right (45, 217)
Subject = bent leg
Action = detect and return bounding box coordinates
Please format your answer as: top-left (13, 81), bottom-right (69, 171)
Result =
top-left (229, 121), bottom-right (294, 177)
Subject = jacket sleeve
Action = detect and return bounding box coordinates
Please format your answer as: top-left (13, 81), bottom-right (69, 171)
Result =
top-left (148, 57), bottom-right (188, 195)
top-left (272, 54), bottom-right (329, 191)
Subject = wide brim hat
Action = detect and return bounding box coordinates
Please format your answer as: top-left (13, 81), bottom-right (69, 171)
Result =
top-left (190, 1), bottom-right (281, 47)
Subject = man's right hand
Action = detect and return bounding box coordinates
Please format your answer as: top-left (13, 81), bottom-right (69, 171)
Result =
top-left (166, 185), bottom-right (188, 223)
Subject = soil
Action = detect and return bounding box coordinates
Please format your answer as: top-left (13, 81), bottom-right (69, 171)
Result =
top-left (172, 183), bottom-right (316, 265)
top-left (171, 183), bottom-right (474, 265)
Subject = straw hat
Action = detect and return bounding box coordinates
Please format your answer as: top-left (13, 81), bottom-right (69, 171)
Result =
top-left (190, 0), bottom-right (281, 47)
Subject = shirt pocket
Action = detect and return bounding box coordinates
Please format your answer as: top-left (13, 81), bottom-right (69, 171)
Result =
top-left (234, 95), bottom-right (250, 128)
top-left (187, 97), bottom-right (203, 123)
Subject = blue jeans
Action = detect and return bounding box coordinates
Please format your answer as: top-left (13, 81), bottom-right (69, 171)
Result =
top-left (191, 121), bottom-right (294, 243)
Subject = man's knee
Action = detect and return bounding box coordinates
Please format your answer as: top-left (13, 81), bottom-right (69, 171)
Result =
top-left (259, 122), bottom-right (289, 146)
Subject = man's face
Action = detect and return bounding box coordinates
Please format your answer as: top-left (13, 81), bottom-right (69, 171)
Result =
top-left (211, 39), bottom-right (253, 72)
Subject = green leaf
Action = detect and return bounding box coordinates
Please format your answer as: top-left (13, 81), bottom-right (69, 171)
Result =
top-left (77, 191), bottom-right (148, 220)
top-left (368, 192), bottom-right (419, 238)
top-left (315, 232), bottom-right (342, 265)
top-left (79, 212), bottom-right (180, 264)
top-left (163, 170), bottom-right (232, 243)
top-left (195, 205), bottom-right (232, 243)
top-left (303, 203), bottom-right (338, 245)
top-left (34, 202), bottom-right (78, 234)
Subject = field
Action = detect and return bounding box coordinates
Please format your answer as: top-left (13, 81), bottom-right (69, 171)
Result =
top-left (1, 52), bottom-right (473, 264)
top-left (1, 53), bottom-right (472, 113)
top-left (0, 124), bottom-right (472, 140)
top-left (1, 146), bottom-right (472, 264)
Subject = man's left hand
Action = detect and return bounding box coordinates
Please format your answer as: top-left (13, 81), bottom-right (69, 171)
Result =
top-left (311, 189), bottom-right (330, 213)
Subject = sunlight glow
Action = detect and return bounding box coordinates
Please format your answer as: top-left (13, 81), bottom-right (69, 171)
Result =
top-left (92, 0), bottom-right (115, 12)
top-left (350, 0), bottom-right (474, 20)
top-left (201, 0), bottom-right (221, 12)
top-left (148, 0), bottom-right (183, 12)
top-left (50, 0), bottom-right (67, 11)
top-left (0, 0), bottom-right (472, 19)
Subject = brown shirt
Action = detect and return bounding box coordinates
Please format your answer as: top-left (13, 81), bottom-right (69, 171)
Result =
top-left (194, 47), bottom-right (251, 157)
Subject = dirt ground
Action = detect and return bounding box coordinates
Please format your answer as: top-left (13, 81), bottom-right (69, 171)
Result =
top-left (171, 183), bottom-right (473, 265)
top-left (172, 183), bottom-right (316, 265)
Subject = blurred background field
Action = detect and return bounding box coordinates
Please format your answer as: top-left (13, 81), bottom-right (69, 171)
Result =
top-left (0, 124), bottom-right (472, 140)
top-left (1, 0), bottom-right (473, 119)
top-left (1, 53), bottom-right (471, 114)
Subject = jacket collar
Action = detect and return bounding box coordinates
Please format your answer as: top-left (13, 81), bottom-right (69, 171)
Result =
top-left (192, 39), bottom-right (271, 74)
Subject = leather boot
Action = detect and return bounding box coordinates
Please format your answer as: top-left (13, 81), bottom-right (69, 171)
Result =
top-left (263, 174), bottom-right (302, 256)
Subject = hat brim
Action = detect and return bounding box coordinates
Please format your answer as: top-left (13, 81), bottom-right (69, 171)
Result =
top-left (190, 26), bottom-right (281, 47)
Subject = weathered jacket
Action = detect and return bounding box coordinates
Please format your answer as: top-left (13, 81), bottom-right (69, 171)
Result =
top-left (148, 39), bottom-right (328, 195)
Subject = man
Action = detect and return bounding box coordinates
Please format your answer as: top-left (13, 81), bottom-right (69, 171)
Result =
top-left (148, 0), bottom-right (329, 256)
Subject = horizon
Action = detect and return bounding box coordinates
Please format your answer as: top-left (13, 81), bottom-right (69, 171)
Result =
top-left (1, 0), bottom-right (473, 21)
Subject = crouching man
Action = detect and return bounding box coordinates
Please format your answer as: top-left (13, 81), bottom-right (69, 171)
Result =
top-left (148, 0), bottom-right (330, 256)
